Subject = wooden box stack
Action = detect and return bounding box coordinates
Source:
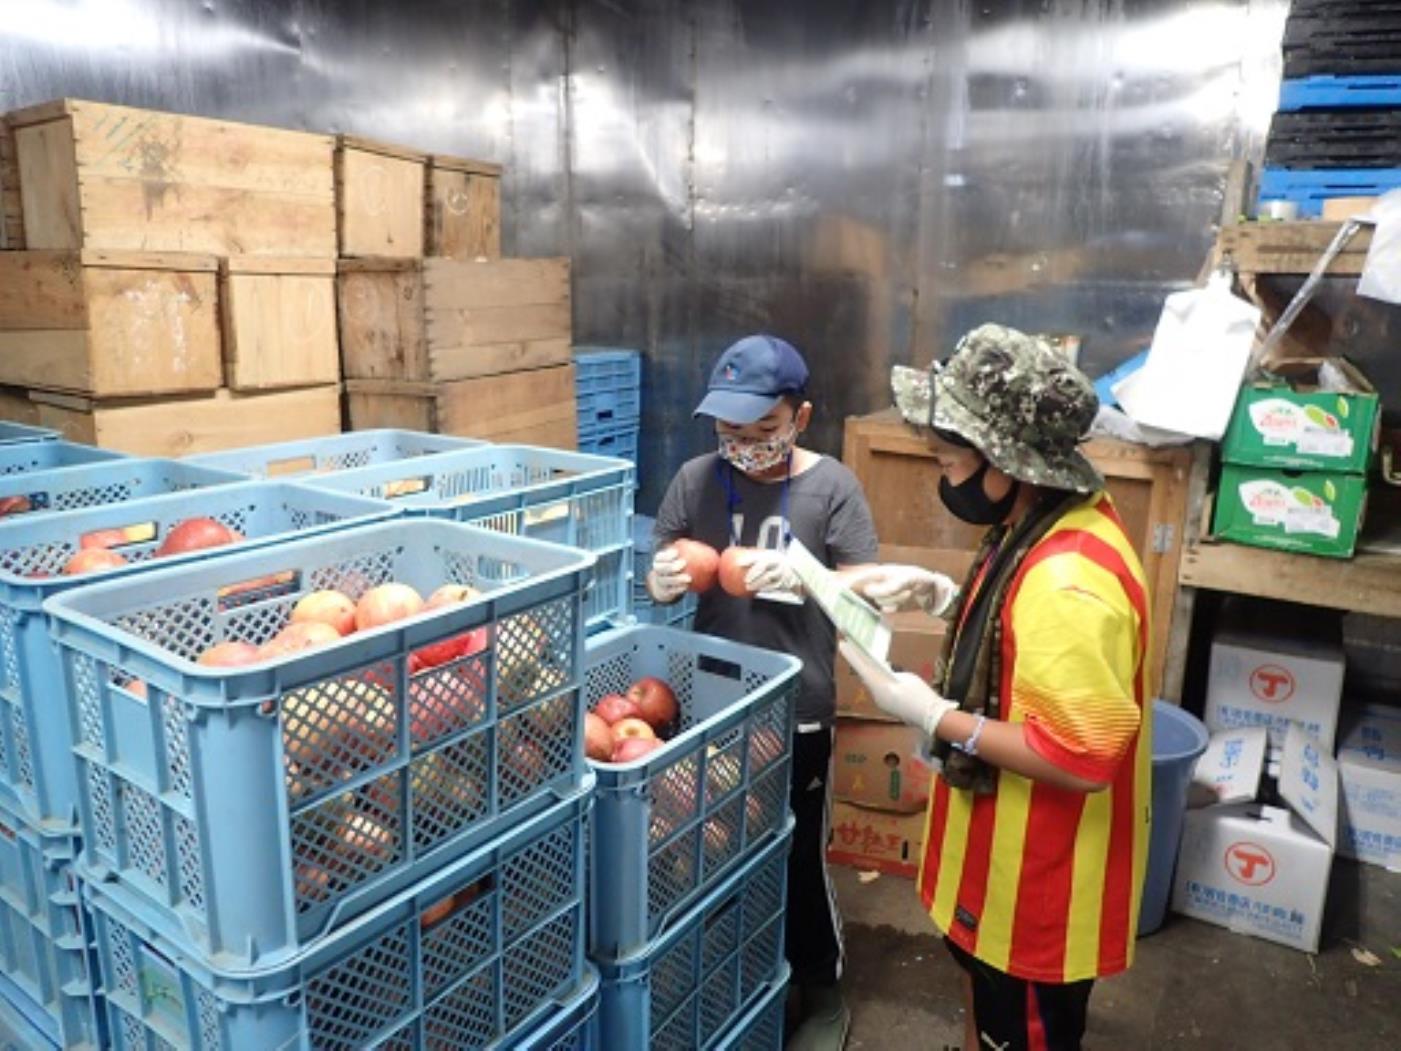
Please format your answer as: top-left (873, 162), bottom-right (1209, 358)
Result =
top-left (0, 99), bottom-right (342, 454)
top-left (0, 117), bottom-right (23, 250)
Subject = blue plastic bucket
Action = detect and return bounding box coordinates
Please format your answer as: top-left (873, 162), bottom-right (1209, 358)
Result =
top-left (1139, 700), bottom-right (1209, 936)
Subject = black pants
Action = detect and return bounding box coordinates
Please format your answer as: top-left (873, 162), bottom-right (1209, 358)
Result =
top-left (946, 938), bottom-right (1094, 1050)
top-left (785, 725), bottom-right (843, 987)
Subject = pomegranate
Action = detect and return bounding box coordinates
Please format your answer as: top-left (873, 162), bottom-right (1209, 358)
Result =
top-left (355, 583), bottom-right (424, 631)
top-left (62, 548), bottom-right (127, 576)
top-left (670, 539), bottom-right (721, 593)
top-left (584, 712), bottom-right (614, 762)
top-left (626, 676), bottom-right (679, 733)
top-left (155, 517), bottom-right (240, 558)
top-left (197, 641), bottom-right (261, 667)
top-left (718, 546), bottom-right (760, 597)
top-left (594, 694), bottom-right (640, 725)
top-left (291, 590), bottom-right (357, 637)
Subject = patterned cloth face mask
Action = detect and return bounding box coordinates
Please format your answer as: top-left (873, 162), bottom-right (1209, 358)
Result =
top-left (718, 424), bottom-right (797, 474)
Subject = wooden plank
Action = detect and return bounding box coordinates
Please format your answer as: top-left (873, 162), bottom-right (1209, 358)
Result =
top-left (426, 168), bottom-right (501, 259)
top-left (0, 332), bottom-right (92, 391)
top-left (6, 99), bottom-right (80, 127)
top-left (430, 154), bottom-right (503, 177)
top-left (338, 135), bottom-right (428, 163)
top-left (1220, 221), bottom-right (1372, 276)
top-left (0, 117), bottom-right (24, 250)
top-left (222, 268), bottom-right (339, 390)
top-left (0, 252), bottom-right (87, 330)
top-left (337, 267), bottom-right (429, 381)
top-left (0, 388), bottom-right (40, 425)
top-left (425, 302), bottom-right (571, 349)
top-left (337, 257), bottom-right (422, 274)
top-left (1179, 542), bottom-right (1401, 618)
top-left (223, 256), bottom-right (337, 277)
top-left (15, 120), bottom-right (81, 249)
top-left (345, 389), bottom-right (434, 432)
top-left (79, 250), bottom-right (220, 272)
top-left (427, 338), bottom-right (571, 382)
top-left (422, 257), bottom-right (569, 311)
top-left (336, 145), bottom-right (425, 258)
top-left (36, 385), bottom-right (342, 456)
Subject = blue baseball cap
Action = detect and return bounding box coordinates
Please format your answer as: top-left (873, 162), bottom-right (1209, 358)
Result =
top-left (693, 335), bottom-right (810, 424)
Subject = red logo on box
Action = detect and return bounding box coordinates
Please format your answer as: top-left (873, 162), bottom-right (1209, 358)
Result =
top-left (1249, 664), bottom-right (1295, 704)
top-left (1225, 841), bottom-right (1277, 886)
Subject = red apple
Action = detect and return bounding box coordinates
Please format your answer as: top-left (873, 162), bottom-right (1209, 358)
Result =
top-left (197, 641), bottom-right (261, 667)
top-left (126, 679), bottom-right (148, 699)
top-left (671, 539), bottom-right (720, 593)
top-left (626, 677), bottom-right (679, 733)
top-left (79, 528), bottom-right (129, 550)
top-left (259, 621), bottom-right (341, 659)
top-left (63, 548), bottom-right (127, 576)
top-left (612, 736), bottom-right (662, 764)
top-left (718, 546), bottom-right (759, 597)
top-left (425, 583), bottom-right (481, 609)
top-left (355, 583), bottom-right (424, 631)
top-left (584, 712), bottom-right (614, 762)
top-left (0, 496), bottom-right (31, 517)
top-left (291, 590), bottom-right (357, 637)
top-left (611, 717), bottom-right (657, 745)
top-left (156, 517), bottom-right (240, 558)
top-left (593, 693), bottom-right (639, 725)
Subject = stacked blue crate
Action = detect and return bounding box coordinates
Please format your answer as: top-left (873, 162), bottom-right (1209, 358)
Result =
top-left (575, 348), bottom-right (641, 471)
top-left (1263, 2), bottom-right (1401, 216)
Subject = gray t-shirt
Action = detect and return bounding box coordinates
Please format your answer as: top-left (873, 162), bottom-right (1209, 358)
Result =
top-left (654, 452), bottom-right (879, 726)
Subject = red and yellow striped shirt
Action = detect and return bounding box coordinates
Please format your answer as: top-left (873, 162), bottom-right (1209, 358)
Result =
top-left (918, 492), bottom-right (1152, 984)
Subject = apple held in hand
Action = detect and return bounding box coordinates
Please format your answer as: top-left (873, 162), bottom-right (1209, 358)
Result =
top-left (671, 539), bottom-right (720, 593)
top-left (717, 546), bottom-right (761, 597)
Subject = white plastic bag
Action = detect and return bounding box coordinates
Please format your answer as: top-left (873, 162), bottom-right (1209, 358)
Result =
top-left (1117, 271), bottom-right (1260, 441)
top-left (1358, 189), bottom-right (1401, 306)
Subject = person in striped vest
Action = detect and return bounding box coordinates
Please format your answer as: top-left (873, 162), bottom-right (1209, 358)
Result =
top-left (843, 325), bottom-right (1152, 1051)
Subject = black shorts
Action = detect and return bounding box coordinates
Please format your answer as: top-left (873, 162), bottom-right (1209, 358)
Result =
top-left (945, 938), bottom-right (1094, 1051)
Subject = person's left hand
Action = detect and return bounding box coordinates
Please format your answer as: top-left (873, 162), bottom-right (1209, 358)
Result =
top-left (737, 548), bottom-right (802, 596)
top-left (838, 640), bottom-right (956, 737)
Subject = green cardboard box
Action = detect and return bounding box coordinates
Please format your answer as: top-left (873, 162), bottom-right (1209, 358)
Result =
top-left (1223, 368), bottom-right (1380, 475)
top-left (1214, 463), bottom-right (1368, 559)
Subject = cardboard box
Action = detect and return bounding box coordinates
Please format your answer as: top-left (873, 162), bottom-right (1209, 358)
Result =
top-left (832, 719), bottom-right (932, 813)
top-left (1213, 463), bottom-right (1367, 560)
top-left (836, 611), bottom-right (945, 720)
top-left (1204, 625), bottom-right (1344, 758)
top-left (1223, 381), bottom-right (1379, 474)
top-left (826, 801), bottom-right (926, 878)
top-left (1336, 702), bottom-right (1401, 870)
top-left (1337, 701), bottom-right (1401, 765)
top-left (1190, 727), bottom-right (1269, 807)
top-left (1172, 727), bottom-right (1338, 953)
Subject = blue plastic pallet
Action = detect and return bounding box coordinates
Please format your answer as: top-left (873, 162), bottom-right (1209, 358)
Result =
top-left (302, 445), bottom-right (636, 629)
top-left (0, 425), bottom-right (57, 449)
top-left (0, 481), bottom-right (392, 833)
top-left (0, 798), bottom-right (103, 1050)
top-left (88, 784), bottom-right (592, 1050)
top-left (596, 820), bottom-right (792, 1051)
top-left (1280, 75), bottom-right (1401, 111)
top-left (186, 429), bottom-right (486, 479)
top-left (1259, 166), bottom-right (1401, 216)
top-left (0, 442), bottom-right (124, 480)
top-left (585, 625), bottom-right (798, 961)
top-left (0, 457), bottom-right (242, 524)
top-left (44, 518), bottom-right (595, 970)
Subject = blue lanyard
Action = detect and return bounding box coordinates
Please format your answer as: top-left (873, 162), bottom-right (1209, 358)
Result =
top-left (716, 455), bottom-right (793, 549)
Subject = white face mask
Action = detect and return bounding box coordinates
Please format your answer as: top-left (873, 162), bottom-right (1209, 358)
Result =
top-left (718, 423), bottom-right (798, 474)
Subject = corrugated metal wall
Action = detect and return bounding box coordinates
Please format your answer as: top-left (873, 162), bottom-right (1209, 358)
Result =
top-left (1, 0), bottom-right (1293, 508)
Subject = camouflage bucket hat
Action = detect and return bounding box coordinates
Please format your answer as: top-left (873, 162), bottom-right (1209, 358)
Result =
top-left (892, 323), bottom-right (1103, 493)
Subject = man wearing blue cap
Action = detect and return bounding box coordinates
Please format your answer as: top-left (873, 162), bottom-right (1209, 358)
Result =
top-left (649, 334), bottom-right (879, 1049)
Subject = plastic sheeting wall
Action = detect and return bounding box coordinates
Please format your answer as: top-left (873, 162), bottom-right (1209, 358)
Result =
top-left (1, 1), bottom-right (1291, 508)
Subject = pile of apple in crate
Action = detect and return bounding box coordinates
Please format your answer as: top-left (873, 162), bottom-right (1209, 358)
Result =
top-left (0, 420), bottom-right (798, 1050)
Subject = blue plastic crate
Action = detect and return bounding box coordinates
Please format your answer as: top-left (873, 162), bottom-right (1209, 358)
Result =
top-left (576, 387), bottom-right (641, 435)
top-left (0, 457), bottom-right (242, 524)
top-left (572, 348), bottom-right (642, 397)
top-left (44, 518), bottom-right (595, 970)
top-left (1259, 166), bottom-right (1401, 216)
top-left (1280, 75), bottom-right (1401, 111)
top-left (714, 965), bottom-right (788, 1051)
top-left (514, 967), bottom-right (599, 1051)
top-left (596, 820), bottom-right (791, 1051)
top-left (0, 442), bottom-right (124, 481)
top-left (0, 481), bottom-right (393, 833)
top-left (185, 429), bottom-right (486, 479)
top-left (0, 798), bottom-right (103, 1050)
top-left (301, 445), bottom-right (635, 629)
top-left (577, 426), bottom-right (638, 468)
top-left (0, 424), bottom-right (58, 448)
top-left (584, 625), bottom-right (798, 961)
top-left (0, 982), bottom-right (59, 1051)
top-left (88, 783), bottom-right (592, 1050)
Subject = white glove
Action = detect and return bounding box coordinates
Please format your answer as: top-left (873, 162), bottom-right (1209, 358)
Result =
top-left (648, 546), bottom-right (691, 603)
top-left (838, 640), bottom-right (957, 738)
top-left (847, 564), bottom-right (958, 617)
top-left (737, 548), bottom-right (802, 596)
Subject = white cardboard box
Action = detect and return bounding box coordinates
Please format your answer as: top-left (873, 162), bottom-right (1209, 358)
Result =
top-left (1190, 727), bottom-right (1269, 806)
top-left (1204, 629), bottom-right (1344, 758)
top-left (1337, 701), bottom-right (1401, 766)
top-left (1172, 726), bottom-right (1338, 953)
top-left (1338, 757), bottom-right (1401, 871)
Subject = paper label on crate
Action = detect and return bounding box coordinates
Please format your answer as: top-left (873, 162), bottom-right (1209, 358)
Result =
top-left (787, 538), bottom-right (891, 664)
top-left (1240, 480), bottom-right (1341, 539)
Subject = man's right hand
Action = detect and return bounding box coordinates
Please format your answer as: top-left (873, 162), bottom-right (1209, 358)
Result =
top-left (647, 545), bottom-right (691, 604)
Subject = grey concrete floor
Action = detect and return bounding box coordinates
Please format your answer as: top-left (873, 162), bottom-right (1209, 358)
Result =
top-left (833, 858), bottom-right (1401, 1050)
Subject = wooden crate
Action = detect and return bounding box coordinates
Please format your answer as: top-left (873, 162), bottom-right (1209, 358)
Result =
top-left (336, 136), bottom-right (426, 259)
top-left (0, 117), bottom-right (24, 249)
top-left (426, 154), bottom-right (502, 259)
top-left (9, 99), bottom-right (336, 257)
top-left (0, 250), bottom-right (223, 398)
top-left (345, 365), bottom-right (577, 449)
top-left (337, 257), bottom-right (571, 383)
top-left (843, 410), bottom-right (1192, 696)
top-left (0, 387), bottom-right (41, 426)
top-left (221, 257), bottom-right (339, 390)
top-left (31, 385), bottom-right (341, 457)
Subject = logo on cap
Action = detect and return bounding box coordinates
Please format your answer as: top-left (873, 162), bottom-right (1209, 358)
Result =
top-left (722, 364), bottom-right (740, 381)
